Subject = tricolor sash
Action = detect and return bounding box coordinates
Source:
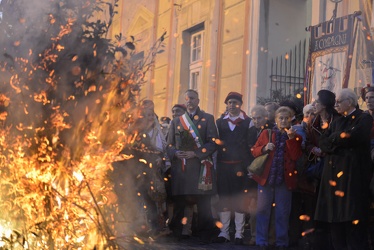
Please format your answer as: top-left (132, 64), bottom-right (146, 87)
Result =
top-left (179, 113), bottom-right (213, 191)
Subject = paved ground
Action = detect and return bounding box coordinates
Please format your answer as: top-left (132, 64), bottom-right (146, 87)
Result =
top-left (114, 229), bottom-right (308, 250)
top-left (115, 236), bottom-right (309, 250)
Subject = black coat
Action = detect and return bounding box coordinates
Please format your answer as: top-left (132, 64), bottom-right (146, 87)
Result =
top-left (167, 108), bottom-right (218, 195)
top-left (315, 109), bottom-right (373, 222)
top-left (216, 116), bottom-right (252, 166)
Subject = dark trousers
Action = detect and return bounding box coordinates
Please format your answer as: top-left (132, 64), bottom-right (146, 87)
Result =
top-left (329, 221), bottom-right (369, 250)
top-left (170, 195), bottom-right (214, 240)
top-left (314, 221), bottom-right (332, 250)
top-left (216, 162), bottom-right (247, 212)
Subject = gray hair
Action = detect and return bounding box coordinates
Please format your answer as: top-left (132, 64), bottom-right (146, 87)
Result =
top-left (338, 88), bottom-right (358, 107)
top-left (264, 102), bottom-right (280, 112)
top-left (185, 89), bottom-right (199, 98)
top-left (251, 105), bottom-right (268, 117)
top-left (303, 104), bottom-right (314, 115)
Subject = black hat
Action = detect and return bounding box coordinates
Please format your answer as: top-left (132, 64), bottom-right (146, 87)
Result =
top-left (279, 100), bottom-right (300, 115)
top-left (361, 84), bottom-right (374, 100)
top-left (224, 92), bottom-right (243, 104)
top-left (317, 89), bottom-right (336, 108)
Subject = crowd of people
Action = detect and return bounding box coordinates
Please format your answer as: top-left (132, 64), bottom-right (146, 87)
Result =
top-left (112, 87), bottom-right (374, 250)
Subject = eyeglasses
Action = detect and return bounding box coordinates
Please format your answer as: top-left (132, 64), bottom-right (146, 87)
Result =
top-left (335, 98), bottom-right (348, 104)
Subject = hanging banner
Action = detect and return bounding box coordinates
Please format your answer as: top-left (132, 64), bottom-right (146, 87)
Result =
top-left (354, 1), bottom-right (374, 107)
top-left (305, 14), bottom-right (358, 103)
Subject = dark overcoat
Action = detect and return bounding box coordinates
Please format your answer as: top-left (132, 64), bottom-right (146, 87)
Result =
top-left (305, 113), bottom-right (340, 157)
top-left (315, 109), bottom-right (373, 222)
top-left (216, 116), bottom-right (251, 167)
top-left (167, 107), bottom-right (218, 196)
top-left (215, 115), bottom-right (251, 196)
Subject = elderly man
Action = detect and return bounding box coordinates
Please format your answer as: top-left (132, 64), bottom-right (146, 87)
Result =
top-left (214, 92), bottom-right (251, 245)
top-left (166, 103), bottom-right (193, 239)
top-left (167, 89), bottom-right (218, 244)
top-left (316, 88), bottom-right (373, 249)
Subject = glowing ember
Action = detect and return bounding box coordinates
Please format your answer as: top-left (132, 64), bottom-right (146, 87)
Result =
top-left (214, 139), bottom-right (224, 145)
top-left (181, 217), bottom-right (188, 225)
top-left (335, 190), bottom-right (345, 197)
top-left (301, 228), bottom-right (315, 237)
top-left (337, 171), bottom-right (343, 178)
top-left (133, 236), bottom-right (144, 245)
top-left (321, 122), bottom-right (329, 129)
top-left (299, 215), bottom-right (310, 221)
top-left (340, 132), bottom-right (347, 138)
top-left (329, 180), bottom-right (337, 186)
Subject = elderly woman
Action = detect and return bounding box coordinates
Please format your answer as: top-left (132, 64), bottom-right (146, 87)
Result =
top-left (302, 104), bottom-right (315, 128)
top-left (251, 106), bottom-right (302, 249)
top-left (292, 103), bottom-right (315, 150)
top-left (247, 105), bottom-right (274, 246)
top-left (315, 88), bottom-right (373, 249)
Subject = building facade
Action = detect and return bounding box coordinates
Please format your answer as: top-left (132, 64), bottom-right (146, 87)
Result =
top-left (111, 0), bottom-right (364, 118)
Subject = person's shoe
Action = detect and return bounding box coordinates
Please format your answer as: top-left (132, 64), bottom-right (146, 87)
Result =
top-left (213, 236), bottom-right (230, 243)
top-left (234, 237), bottom-right (244, 245)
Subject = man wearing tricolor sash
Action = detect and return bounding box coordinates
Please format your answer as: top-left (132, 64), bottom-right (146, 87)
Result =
top-left (167, 89), bottom-right (218, 244)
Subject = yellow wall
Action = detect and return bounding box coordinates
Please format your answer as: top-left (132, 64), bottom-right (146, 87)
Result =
top-left (111, 0), bottom-right (256, 118)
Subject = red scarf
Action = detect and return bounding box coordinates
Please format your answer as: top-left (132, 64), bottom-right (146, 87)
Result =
top-left (227, 110), bottom-right (249, 126)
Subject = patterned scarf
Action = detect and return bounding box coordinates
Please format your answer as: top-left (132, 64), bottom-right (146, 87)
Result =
top-left (267, 127), bottom-right (288, 186)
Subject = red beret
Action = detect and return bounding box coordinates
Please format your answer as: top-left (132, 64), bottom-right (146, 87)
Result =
top-left (224, 92), bottom-right (243, 104)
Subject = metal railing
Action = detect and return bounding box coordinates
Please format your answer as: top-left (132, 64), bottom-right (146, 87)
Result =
top-left (269, 39), bottom-right (307, 98)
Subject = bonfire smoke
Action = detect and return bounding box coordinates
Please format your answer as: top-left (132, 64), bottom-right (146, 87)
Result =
top-left (0, 0), bottom-right (158, 248)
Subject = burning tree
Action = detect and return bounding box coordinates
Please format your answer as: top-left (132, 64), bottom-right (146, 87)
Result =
top-left (0, 0), bottom-right (165, 248)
